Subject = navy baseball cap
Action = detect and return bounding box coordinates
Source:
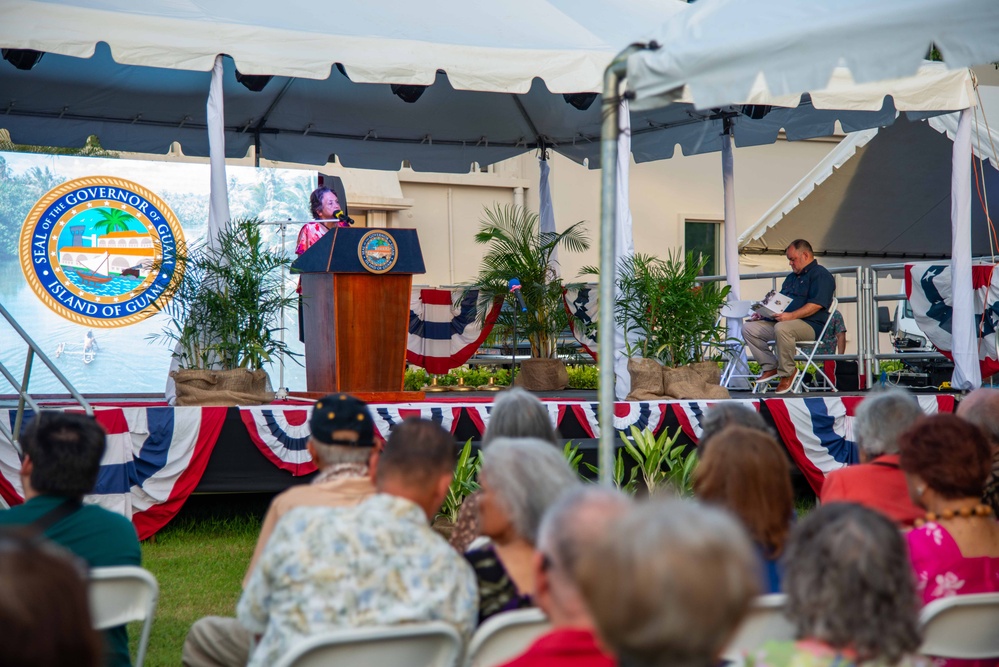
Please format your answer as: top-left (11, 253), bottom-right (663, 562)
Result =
top-left (309, 394), bottom-right (375, 446)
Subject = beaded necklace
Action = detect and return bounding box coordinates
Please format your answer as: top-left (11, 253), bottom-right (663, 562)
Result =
top-left (913, 504), bottom-right (993, 528)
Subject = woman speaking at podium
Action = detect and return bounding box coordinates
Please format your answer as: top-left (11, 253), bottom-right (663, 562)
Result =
top-left (296, 186), bottom-right (352, 341)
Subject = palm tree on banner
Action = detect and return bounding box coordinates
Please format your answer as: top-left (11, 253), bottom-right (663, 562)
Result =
top-left (94, 207), bottom-right (137, 235)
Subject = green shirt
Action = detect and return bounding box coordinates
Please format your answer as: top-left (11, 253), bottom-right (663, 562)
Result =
top-left (0, 495), bottom-right (142, 667)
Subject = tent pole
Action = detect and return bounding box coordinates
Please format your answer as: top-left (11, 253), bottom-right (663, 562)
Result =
top-left (598, 45), bottom-right (641, 486)
top-left (950, 107), bottom-right (980, 390)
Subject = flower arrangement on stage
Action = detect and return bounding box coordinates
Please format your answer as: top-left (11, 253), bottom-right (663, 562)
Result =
top-left (149, 217), bottom-right (298, 405)
top-left (466, 204), bottom-right (590, 391)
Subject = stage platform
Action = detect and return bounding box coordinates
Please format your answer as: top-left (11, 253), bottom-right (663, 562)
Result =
top-left (0, 391), bottom-right (957, 539)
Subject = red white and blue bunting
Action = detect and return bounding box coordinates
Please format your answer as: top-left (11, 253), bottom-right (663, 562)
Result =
top-left (905, 262), bottom-right (999, 379)
top-left (768, 394), bottom-right (954, 494)
top-left (407, 288), bottom-right (502, 374)
top-left (1, 406), bottom-right (225, 540)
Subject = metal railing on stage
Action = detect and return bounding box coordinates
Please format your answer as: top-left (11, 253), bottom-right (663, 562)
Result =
top-left (0, 301), bottom-right (92, 450)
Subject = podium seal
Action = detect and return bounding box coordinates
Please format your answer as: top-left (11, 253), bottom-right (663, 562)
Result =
top-left (357, 230), bottom-right (398, 274)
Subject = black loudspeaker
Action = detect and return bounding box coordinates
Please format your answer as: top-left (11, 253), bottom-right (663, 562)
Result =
top-left (835, 360), bottom-right (861, 392)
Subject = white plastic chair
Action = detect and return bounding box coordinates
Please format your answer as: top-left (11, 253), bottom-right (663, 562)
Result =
top-left (717, 299), bottom-right (755, 388)
top-left (273, 622), bottom-right (463, 667)
top-left (88, 566), bottom-right (159, 667)
top-left (720, 594), bottom-right (795, 662)
top-left (464, 608), bottom-right (550, 667)
top-left (919, 592), bottom-right (999, 660)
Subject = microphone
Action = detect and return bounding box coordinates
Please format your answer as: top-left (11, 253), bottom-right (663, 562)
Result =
top-left (508, 278), bottom-right (528, 312)
top-left (334, 209), bottom-right (355, 226)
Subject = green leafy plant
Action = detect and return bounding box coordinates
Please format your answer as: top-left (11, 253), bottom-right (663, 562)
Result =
top-left (584, 448), bottom-right (638, 492)
top-left (593, 426), bottom-right (698, 497)
top-left (148, 217), bottom-right (298, 371)
top-left (562, 441), bottom-right (588, 481)
top-left (438, 438), bottom-right (482, 524)
top-left (587, 251), bottom-right (730, 367)
top-left (404, 366), bottom-right (512, 390)
top-left (566, 364), bottom-right (599, 389)
top-left (466, 204), bottom-right (589, 359)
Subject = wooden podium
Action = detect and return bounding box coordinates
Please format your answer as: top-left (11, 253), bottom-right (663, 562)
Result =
top-left (291, 227), bottom-right (425, 394)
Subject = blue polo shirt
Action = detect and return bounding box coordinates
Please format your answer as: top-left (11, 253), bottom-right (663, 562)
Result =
top-left (780, 259), bottom-right (835, 337)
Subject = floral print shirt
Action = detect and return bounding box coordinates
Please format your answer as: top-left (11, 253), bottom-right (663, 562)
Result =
top-left (238, 494), bottom-right (479, 667)
top-left (908, 521), bottom-right (999, 667)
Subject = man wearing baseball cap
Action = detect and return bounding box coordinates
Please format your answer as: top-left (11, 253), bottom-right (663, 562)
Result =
top-left (184, 393), bottom-right (379, 667)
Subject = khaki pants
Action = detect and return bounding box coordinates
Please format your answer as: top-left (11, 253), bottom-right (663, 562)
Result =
top-left (183, 616), bottom-right (253, 667)
top-left (743, 319), bottom-right (816, 377)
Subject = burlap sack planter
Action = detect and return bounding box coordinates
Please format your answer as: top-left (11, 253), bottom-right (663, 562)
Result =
top-left (691, 360), bottom-right (722, 386)
top-left (172, 368), bottom-right (274, 406)
top-left (515, 358), bottom-right (569, 391)
top-left (626, 357), bottom-right (665, 400)
top-left (662, 365), bottom-right (730, 400)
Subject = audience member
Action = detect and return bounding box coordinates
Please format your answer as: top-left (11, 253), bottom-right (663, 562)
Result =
top-left (184, 393), bottom-right (379, 667)
top-left (956, 388), bottom-right (999, 515)
top-left (698, 402), bottom-right (773, 454)
top-left (576, 499), bottom-right (759, 667)
top-left (753, 503), bottom-right (922, 667)
top-left (466, 437), bottom-right (580, 624)
top-left (899, 414), bottom-right (999, 667)
top-left (236, 418), bottom-right (477, 667)
top-left (0, 530), bottom-right (102, 667)
top-left (451, 387), bottom-right (558, 552)
top-left (499, 487), bottom-right (631, 667)
top-left (0, 411), bottom-right (141, 667)
top-left (820, 389), bottom-right (924, 526)
top-left (694, 425), bottom-right (793, 593)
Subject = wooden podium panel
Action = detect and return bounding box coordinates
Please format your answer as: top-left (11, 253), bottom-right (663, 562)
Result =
top-left (335, 273), bottom-right (411, 392)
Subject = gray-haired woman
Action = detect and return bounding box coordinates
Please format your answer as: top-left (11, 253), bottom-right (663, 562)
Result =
top-left (752, 503), bottom-right (922, 667)
top-left (464, 437), bottom-right (579, 624)
top-left (449, 388), bottom-right (559, 552)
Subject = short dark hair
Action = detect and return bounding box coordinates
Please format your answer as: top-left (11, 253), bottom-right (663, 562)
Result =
top-left (786, 239), bottom-right (813, 254)
top-left (376, 418), bottom-right (456, 486)
top-left (19, 412), bottom-right (106, 500)
top-left (698, 403), bottom-right (773, 455)
top-left (0, 530), bottom-right (102, 667)
top-left (309, 186), bottom-right (335, 219)
top-left (899, 414), bottom-right (991, 499)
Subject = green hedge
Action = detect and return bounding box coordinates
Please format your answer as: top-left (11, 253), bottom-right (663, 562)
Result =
top-left (405, 363), bottom-right (599, 390)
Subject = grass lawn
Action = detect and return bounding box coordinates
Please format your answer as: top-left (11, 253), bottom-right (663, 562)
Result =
top-left (127, 498), bottom-right (265, 667)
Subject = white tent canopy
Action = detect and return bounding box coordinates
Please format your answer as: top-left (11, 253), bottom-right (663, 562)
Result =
top-left (0, 0), bottom-right (686, 172)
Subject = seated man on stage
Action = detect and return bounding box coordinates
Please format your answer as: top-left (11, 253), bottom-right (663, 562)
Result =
top-left (743, 239), bottom-right (835, 394)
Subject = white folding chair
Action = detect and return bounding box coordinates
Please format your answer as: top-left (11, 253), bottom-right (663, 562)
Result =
top-left (919, 592), bottom-right (999, 660)
top-left (790, 297), bottom-right (839, 393)
top-left (752, 298), bottom-right (839, 395)
top-left (464, 608), bottom-right (550, 667)
top-left (273, 622), bottom-right (463, 667)
top-left (717, 299), bottom-right (755, 389)
top-left (88, 566), bottom-right (159, 667)
top-left (720, 594), bottom-right (795, 662)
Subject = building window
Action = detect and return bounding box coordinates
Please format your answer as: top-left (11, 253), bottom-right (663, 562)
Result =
top-left (684, 219), bottom-right (721, 276)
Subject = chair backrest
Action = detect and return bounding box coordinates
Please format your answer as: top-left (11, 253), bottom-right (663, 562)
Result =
top-left (273, 622), bottom-right (463, 667)
top-left (720, 593), bottom-right (795, 662)
top-left (919, 592), bottom-right (999, 659)
top-left (814, 296), bottom-right (839, 342)
top-left (465, 608), bottom-right (551, 667)
top-left (88, 566), bottom-right (159, 667)
top-left (721, 299), bottom-right (754, 320)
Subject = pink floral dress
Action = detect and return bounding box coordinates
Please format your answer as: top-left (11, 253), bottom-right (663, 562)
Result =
top-left (908, 521), bottom-right (999, 667)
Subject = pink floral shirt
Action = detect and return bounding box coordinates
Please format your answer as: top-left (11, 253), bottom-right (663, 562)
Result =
top-left (295, 222), bottom-right (332, 256)
top-left (908, 521), bottom-right (999, 667)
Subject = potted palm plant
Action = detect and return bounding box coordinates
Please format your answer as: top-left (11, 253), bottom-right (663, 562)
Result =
top-left (609, 251), bottom-right (731, 399)
top-left (149, 217), bottom-right (298, 406)
top-left (466, 204), bottom-right (589, 391)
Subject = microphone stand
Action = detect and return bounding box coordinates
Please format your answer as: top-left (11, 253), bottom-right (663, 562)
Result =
top-left (511, 295), bottom-right (518, 385)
